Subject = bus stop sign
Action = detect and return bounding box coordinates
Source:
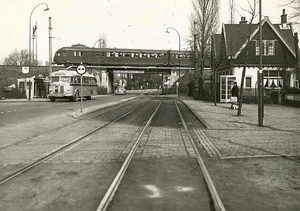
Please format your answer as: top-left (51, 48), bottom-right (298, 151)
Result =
top-left (76, 65), bottom-right (86, 75)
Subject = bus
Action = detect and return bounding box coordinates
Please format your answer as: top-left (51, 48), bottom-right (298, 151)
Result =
top-left (48, 69), bottom-right (98, 102)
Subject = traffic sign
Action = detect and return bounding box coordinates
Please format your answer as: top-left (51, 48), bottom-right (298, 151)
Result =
top-left (76, 65), bottom-right (86, 75)
top-left (22, 66), bottom-right (29, 74)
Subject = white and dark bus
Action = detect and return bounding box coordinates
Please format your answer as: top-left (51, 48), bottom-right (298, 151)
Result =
top-left (48, 69), bottom-right (98, 102)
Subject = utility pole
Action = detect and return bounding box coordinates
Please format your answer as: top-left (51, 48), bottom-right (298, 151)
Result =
top-left (194, 21), bottom-right (199, 100)
top-left (49, 17), bottom-right (53, 76)
top-left (258, 0), bottom-right (264, 126)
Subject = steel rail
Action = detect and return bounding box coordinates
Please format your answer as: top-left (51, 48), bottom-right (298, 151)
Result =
top-left (0, 102), bottom-right (145, 185)
top-left (174, 101), bottom-right (226, 211)
top-left (0, 99), bottom-right (138, 152)
top-left (96, 101), bottom-right (162, 211)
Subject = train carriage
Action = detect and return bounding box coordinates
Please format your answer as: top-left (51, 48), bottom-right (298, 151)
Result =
top-left (53, 44), bottom-right (192, 67)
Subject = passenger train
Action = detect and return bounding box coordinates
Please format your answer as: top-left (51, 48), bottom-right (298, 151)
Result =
top-left (53, 44), bottom-right (193, 67)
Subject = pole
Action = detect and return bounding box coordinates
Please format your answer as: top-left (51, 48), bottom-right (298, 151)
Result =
top-left (194, 21), bottom-right (198, 100)
top-left (49, 17), bottom-right (53, 76)
top-left (258, 0), bottom-right (264, 126)
top-left (166, 27), bottom-right (181, 98)
top-left (29, 3), bottom-right (49, 101)
top-left (80, 75), bottom-right (83, 112)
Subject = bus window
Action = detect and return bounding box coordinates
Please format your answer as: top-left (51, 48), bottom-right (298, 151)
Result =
top-left (51, 77), bottom-right (59, 83)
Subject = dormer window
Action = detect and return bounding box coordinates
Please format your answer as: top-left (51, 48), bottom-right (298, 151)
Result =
top-left (256, 40), bottom-right (275, 56)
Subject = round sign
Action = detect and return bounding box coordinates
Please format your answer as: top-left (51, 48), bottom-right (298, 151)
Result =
top-left (76, 65), bottom-right (86, 75)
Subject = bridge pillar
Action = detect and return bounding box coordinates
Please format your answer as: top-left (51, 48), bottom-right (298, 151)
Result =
top-left (107, 72), bottom-right (114, 94)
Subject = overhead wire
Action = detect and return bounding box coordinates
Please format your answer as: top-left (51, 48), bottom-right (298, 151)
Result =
top-left (95, 0), bottom-right (139, 48)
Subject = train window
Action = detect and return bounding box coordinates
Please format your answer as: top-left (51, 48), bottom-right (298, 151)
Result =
top-left (124, 52), bottom-right (131, 57)
top-left (141, 53), bottom-right (148, 58)
top-left (96, 52), bottom-right (99, 57)
top-left (133, 53), bottom-right (139, 58)
top-left (74, 51), bottom-right (77, 56)
top-left (56, 52), bottom-right (61, 56)
top-left (118, 52), bottom-right (123, 57)
top-left (62, 51), bottom-right (66, 56)
top-left (78, 51), bottom-right (83, 57)
top-left (149, 53), bottom-right (157, 58)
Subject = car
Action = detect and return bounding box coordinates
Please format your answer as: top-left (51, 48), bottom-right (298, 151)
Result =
top-left (115, 86), bottom-right (127, 95)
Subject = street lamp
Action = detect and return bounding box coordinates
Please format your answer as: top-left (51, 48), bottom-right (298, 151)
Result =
top-left (93, 39), bottom-right (106, 70)
top-left (166, 27), bottom-right (181, 98)
top-left (28, 3), bottom-right (49, 101)
top-left (93, 39), bottom-right (106, 48)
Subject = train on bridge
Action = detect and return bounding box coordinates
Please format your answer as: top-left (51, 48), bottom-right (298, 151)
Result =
top-left (54, 44), bottom-right (193, 68)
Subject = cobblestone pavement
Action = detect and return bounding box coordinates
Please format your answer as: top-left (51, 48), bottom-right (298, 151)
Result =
top-left (177, 95), bottom-right (300, 159)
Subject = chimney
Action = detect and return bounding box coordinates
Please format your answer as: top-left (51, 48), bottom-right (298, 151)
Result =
top-left (281, 9), bottom-right (287, 24)
top-left (239, 17), bottom-right (247, 24)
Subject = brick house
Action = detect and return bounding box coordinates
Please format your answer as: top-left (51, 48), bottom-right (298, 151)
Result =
top-left (213, 9), bottom-right (300, 103)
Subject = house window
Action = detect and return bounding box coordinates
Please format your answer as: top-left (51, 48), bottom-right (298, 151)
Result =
top-left (245, 77), bottom-right (252, 88)
top-left (256, 40), bottom-right (275, 56)
top-left (263, 70), bottom-right (283, 89)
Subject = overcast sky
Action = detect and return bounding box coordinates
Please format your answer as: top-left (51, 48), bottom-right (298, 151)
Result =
top-left (0, 0), bottom-right (294, 65)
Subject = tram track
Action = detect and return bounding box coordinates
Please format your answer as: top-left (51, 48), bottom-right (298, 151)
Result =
top-left (96, 99), bottom-right (225, 211)
top-left (0, 98), bottom-right (147, 185)
top-left (0, 97), bottom-right (139, 151)
top-left (0, 97), bottom-right (226, 211)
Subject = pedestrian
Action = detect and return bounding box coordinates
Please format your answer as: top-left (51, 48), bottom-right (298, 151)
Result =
top-left (231, 81), bottom-right (239, 109)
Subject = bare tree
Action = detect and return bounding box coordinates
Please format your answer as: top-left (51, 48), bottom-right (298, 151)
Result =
top-left (236, 0), bottom-right (258, 116)
top-left (190, 0), bottom-right (220, 99)
top-left (2, 49), bottom-right (30, 66)
top-left (284, 0), bottom-right (300, 20)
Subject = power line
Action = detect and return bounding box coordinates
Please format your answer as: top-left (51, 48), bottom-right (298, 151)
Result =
top-left (95, 0), bottom-right (139, 48)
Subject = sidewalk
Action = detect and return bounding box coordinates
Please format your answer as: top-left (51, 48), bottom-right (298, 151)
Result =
top-left (179, 94), bottom-right (300, 131)
top-left (175, 94), bottom-right (300, 159)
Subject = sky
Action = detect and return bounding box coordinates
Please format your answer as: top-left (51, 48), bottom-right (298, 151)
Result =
top-left (0, 0), bottom-right (295, 65)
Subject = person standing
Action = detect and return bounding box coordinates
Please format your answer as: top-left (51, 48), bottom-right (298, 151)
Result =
top-left (231, 82), bottom-right (239, 109)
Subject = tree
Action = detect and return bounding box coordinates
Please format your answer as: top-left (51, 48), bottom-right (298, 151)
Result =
top-left (189, 0), bottom-right (220, 99)
top-left (285, 0), bottom-right (300, 21)
top-left (2, 49), bottom-right (30, 66)
top-left (236, 0), bottom-right (258, 116)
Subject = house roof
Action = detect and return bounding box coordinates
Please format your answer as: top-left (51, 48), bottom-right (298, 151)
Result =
top-left (222, 17), bottom-right (297, 59)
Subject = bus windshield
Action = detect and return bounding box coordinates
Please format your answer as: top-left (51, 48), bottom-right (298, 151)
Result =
top-left (60, 76), bottom-right (70, 83)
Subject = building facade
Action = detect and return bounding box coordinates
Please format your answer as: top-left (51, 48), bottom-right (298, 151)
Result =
top-left (213, 9), bottom-right (300, 102)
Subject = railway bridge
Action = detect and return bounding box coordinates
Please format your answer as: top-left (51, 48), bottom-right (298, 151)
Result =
top-left (54, 44), bottom-right (194, 93)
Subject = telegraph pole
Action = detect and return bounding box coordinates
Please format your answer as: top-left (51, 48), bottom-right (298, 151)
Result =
top-left (258, 0), bottom-right (264, 126)
top-left (194, 21), bottom-right (199, 100)
top-left (49, 17), bottom-right (53, 76)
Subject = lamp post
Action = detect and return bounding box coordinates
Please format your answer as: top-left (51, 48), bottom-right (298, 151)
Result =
top-left (28, 3), bottom-right (49, 101)
top-left (258, 0), bottom-right (264, 126)
top-left (93, 39), bottom-right (106, 48)
top-left (166, 27), bottom-right (181, 98)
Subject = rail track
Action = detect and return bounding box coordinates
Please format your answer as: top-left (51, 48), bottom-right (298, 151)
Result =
top-left (0, 97), bottom-right (226, 211)
top-left (96, 99), bottom-right (225, 211)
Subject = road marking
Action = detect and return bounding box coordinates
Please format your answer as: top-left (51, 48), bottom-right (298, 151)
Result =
top-left (176, 186), bottom-right (194, 192)
top-left (144, 185), bottom-right (161, 198)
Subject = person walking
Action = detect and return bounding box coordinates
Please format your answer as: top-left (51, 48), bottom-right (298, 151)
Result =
top-left (231, 81), bottom-right (239, 109)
